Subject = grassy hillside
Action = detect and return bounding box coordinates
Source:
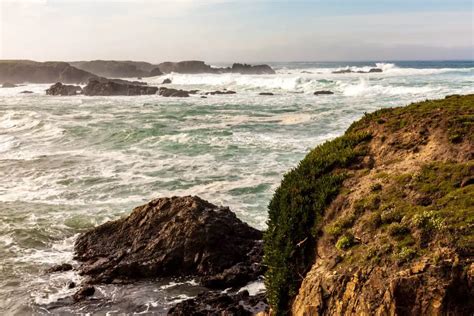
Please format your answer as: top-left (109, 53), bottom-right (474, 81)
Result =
top-left (264, 94), bottom-right (474, 315)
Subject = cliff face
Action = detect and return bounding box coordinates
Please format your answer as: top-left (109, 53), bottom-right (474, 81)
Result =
top-left (264, 95), bottom-right (474, 315)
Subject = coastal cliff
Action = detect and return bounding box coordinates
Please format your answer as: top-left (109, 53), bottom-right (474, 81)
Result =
top-left (264, 95), bottom-right (474, 315)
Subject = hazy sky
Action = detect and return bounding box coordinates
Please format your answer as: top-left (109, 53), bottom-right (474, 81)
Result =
top-left (1, 0), bottom-right (473, 62)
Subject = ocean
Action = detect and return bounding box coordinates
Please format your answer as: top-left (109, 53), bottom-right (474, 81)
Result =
top-left (0, 61), bottom-right (473, 314)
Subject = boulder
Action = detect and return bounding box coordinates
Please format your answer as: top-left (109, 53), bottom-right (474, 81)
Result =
top-left (46, 82), bottom-right (82, 96)
top-left (72, 285), bottom-right (95, 302)
top-left (46, 263), bottom-right (73, 273)
top-left (158, 87), bottom-right (190, 97)
top-left (259, 92), bottom-right (274, 96)
top-left (162, 78), bottom-right (172, 84)
top-left (2, 82), bottom-right (16, 88)
top-left (74, 196), bottom-right (263, 288)
top-left (82, 78), bottom-right (158, 96)
top-left (168, 291), bottom-right (268, 316)
top-left (314, 90), bottom-right (334, 95)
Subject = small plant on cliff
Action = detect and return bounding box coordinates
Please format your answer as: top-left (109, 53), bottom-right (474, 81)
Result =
top-left (263, 131), bottom-right (371, 315)
top-left (336, 233), bottom-right (355, 250)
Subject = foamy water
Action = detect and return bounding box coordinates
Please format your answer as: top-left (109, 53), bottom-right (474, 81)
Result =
top-left (0, 61), bottom-right (473, 314)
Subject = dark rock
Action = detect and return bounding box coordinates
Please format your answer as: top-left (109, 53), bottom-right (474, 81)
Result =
top-left (72, 285), bottom-right (95, 301)
top-left (46, 83), bottom-right (82, 96)
top-left (158, 61), bottom-right (218, 74)
top-left (2, 82), bottom-right (16, 88)
top-left (0, 60), bottom-right (97, 84)
top-left (314, 90), bottom-right (334, 96)
top-left (200, 96), bottom-right (207, 98)
top-left (137, 77), bottom-right (142, 80)
top-left (333, 68), bottom-right (382, 74)
top-left (20, 90), bottom-right (33, 94)
top-left (188, 90), bottom-right (199, 94)
top-left (46, 263), bottom-right (74, 273)
top-left (149, 67), bottom-right (163, 77)
top-left (67, 281), bottom-right (76, 289)
top-left (229, 63), bottom-right (275, 75)
top-left (71, 60), bottom-right (157, 78)
top-left (83, 78), bottom-right (158, 96)
top-left (168, 291), bottom-right (268, 316)
top-left (368, 68), bottom-right (383, 73)
top-left (158, 87), bottom-right (190, 97)
top-left (162, 78), bottom-right (172, 84)
top-left (332, 69), bottom-right (353, 74)
top-left (74, 196), bottom-right (263, 288)
top-left (259, 92), bottom-right (274, 96)
top-left (205, 90), bottom-right (236, 95)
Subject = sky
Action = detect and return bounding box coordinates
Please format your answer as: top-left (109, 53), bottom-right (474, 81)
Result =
top-left (0, 0), bottom-right (473, 62)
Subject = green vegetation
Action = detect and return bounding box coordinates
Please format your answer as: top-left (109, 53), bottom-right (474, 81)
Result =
top-left (264, 95), bottom-right (473, 314)
top-left (263, 132), bottom-right (371, 315)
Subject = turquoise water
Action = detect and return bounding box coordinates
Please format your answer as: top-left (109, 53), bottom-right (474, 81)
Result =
top-left (0, 61), bottom-right (473, 314)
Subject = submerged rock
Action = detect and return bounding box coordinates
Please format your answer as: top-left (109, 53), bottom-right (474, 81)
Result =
top-left (46, 82), bottom-right (82, 96)
top-left (168, 290), bottom-right (268, 316)
top-left (74, 196), bottom-right (263, 288)
top-left (2, 82), bottom-right (16, 88)
top-left (314, 90), bottom-right (334, 95)
top-left (46, 263), bottom-right (73, 273)
top-left (20, 90), bottom-right (33, 94)
top-left (259, 92), bottom-right (274, 96)
top-left (82, 78), bottom-right (158, 96)
top-left (205, 90), bottom-right (237, 95)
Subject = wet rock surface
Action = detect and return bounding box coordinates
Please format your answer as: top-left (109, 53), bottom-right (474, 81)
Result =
top-left (259, 92), bottom-right (274, 96)
top-left (82, 78), bottom-right (158, 96)
top-left (46, 82), bottom-right (83, 96)
top-left (162, 78), bottom-right (172, 84)
top-left (205, 90), bottom-right (237, 95)
top-left (74, 196), bottom-right (263, 288)
top-left (168, 290), bottom-right (268, 316)
top-left (158, 87), bottom-right (190, 97)
top-left (46, 263), bottom-right (73, 273)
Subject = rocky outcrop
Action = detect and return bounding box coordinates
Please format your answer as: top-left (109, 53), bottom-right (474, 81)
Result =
top-left (157, 60), bottom-right (276, 75)
top-left (74, 196), bottom-right (263, 288)
top-left (228, 63), bottom-right (276, 75)
top-left (168, 291), bottom-right (268, 316)
top-left (158, 61), bottom-right (218, 74)
top-left (71, 60), bottom-right (158, 78)
top-left (158, 87), bottom-right (190, 97)
top-left (82, 78), bottom-right (158, 96)
top-left (264, 94), bottom-right (474, 315)
top-left (2, 82), bottom-right (16, 88)
top-left (314, 90), bottom-right (334, 95)
top-left (0, 60), bottom-right (97, 84)
top-left (46, 82), bottom-right (82, 96)
top-left (332, 67), bottom-right (382, 74)
top-left (162, 78), bottom-right (172, 84)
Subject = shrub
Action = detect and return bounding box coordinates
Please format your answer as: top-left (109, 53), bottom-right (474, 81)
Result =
top-left (336, 233), bottom-right (355, 250)
top-left (263, 132), bottom-right (371, 315)
top-left (412, 210), bottom-right (444, 231)
top-left (325, 213), bottom-right (356, 238)
top-left (387, 222), bottom-right (410, 237)
top-left (396, 247), bottom-right (416, 263)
